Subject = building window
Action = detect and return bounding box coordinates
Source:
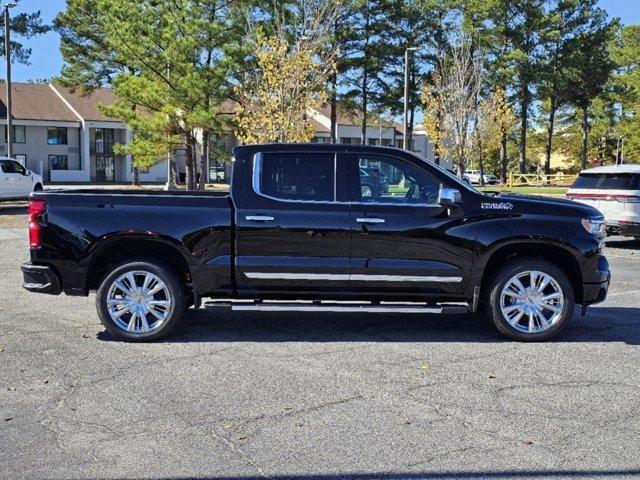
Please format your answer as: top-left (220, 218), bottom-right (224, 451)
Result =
top-left (381, 138), bottom-right (391, 147)
top-left (368, 138), bottom-right (379, 146)
top-left (14, 154), bottom-right (26, 167)
top-left (340, 137), bottom-right (351, 145)
top-left (47, 127), bottom-right (68, 145)
top-left (49, 155), bottom-right (69, 170)
top-left (4, 125), bottom-right (26, 143)
top-left (95, 128), bottom-right (115, 154)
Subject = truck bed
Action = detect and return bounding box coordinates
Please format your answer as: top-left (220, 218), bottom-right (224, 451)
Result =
top-left (29, 189), bottom-right (234, 296)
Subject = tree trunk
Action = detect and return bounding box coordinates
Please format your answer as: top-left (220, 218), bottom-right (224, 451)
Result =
top-left (330, 72), bottom-right (338, 143)
top-left (544, 94), bottom-right (557, 175)
top-left (499, 133), bottom-right (508, 184)
top-left (580, 103), bottom-right (589, 170)
top-left (185, 135), bottom-right (197, 191)
top-left (361, 69), bottom-right (367, 144)
top-left (198, 131), bottom-right (210, 190)
top-left (519, 87), bottom-right (528, 173)
top-left (132, 165), bottom-right (140, 186)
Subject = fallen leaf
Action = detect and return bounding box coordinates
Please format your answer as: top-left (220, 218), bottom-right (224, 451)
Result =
top-left (238, 435), bottom-right (247, 440)
top-left (282, 406), bottom-right (293, 411)
top-left (488, 374), bottom-right (496, 379)
top-left (523, 439), bottom-right (534, 445)
top-left (4, 417), bottom-right (13, 422)
top-left (420, 364), bottom-right (431, 371)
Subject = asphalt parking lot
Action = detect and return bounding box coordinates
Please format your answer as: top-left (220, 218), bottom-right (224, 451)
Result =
top-left (1, 205), bottom-right (639, 480)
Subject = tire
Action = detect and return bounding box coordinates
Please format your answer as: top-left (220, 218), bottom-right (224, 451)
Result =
top-left (96, 260), bottom-right (186, 342)
top-left (485, 258), bottom-right (575, 341)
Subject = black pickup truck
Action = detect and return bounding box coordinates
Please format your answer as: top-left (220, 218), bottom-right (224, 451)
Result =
top-left (22, 144), bottom-right (610, 342)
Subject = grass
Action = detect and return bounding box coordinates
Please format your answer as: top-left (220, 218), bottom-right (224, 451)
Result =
top-left (477, 185), bottom-right (569, 196)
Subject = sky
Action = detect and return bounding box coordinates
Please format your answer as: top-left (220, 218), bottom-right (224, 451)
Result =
top-left (6, 0), bottom-right (640, 83)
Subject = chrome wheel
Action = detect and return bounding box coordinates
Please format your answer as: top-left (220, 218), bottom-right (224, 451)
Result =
top-left (106, 270), bottom-right (172, 334)
top-left (499, 270), bottom-right (564, 334)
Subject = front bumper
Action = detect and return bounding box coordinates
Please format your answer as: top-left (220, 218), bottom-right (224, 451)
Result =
top-left (582, 255), bottom-right (610, 306)
top-left (21, 262), bottom-right (61, 295)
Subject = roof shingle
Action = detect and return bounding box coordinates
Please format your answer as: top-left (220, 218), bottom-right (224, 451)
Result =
top-left (0, 83), bottom-right (80, 122)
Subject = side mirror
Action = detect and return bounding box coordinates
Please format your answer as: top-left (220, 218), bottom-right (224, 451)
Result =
top-left (438, 186), bottom-right (462, 207)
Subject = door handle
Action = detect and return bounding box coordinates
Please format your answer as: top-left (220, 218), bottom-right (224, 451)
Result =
top-left (356, 217), bottom-right (385, 224)
top-left (245, 215), bottom-right (275, 222)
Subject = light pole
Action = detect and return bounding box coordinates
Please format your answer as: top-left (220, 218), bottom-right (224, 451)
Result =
top-left (403, 47), bottom-right (418, 151)
top-left (4, 2), bottom-right (16, 159)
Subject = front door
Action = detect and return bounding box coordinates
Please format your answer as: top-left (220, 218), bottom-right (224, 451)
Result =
top-left (96, 156), bottom-right (115, 182)
top-left (347, 152), bottom-right (474, 297)
top-left (234, 149), bottom-right (351, 295)
top-left (0, 160), bottom-right (19, 198)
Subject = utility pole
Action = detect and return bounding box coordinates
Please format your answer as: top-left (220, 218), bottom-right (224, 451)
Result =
top-left (4, 2), bottom-right (16, 158)
top-left (403, 47), bottom-right (417, 150)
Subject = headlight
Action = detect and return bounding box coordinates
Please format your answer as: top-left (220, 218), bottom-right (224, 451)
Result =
top-left (581, 218), bottom-right (606, 238)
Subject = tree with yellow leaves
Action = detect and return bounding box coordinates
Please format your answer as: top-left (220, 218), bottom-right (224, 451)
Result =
top-left (471, 87), bottom-right (516, 184)
top-left (235, 2), bottom-right (339, 144)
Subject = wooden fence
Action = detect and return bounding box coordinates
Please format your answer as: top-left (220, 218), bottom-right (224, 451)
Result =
top-left (507, 172), bottom-right (578, 187)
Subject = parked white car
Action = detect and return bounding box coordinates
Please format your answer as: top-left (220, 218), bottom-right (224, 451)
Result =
top-left (0, 158), bottom-right (44, 200)
top-left (463, 169), bottom-right (498, 185)
top-left (567, 164), bottom-right (640, 239)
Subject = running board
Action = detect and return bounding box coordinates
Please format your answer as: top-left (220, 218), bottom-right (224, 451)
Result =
top-left (204, 300), bottom-right (469, 315)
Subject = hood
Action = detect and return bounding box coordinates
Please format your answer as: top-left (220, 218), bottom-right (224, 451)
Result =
top-left (490, 193), bottom-right (602, 219)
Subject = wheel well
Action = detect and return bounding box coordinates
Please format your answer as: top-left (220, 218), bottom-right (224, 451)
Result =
top-left (86, 239), bottom-right (192, 292)
top-left (480, 243), bottom-right (583, 302)
top-left (33, 183), bottom-right (43, 191)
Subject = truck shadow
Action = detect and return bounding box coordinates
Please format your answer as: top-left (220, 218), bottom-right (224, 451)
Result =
top-left (100, 305), bottom-right (640, 345)
top-left (606, 238), bottom-right (640, 250)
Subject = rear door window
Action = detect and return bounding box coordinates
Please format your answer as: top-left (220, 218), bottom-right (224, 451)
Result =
top-left (256, 152), bottom-right (335, 202)
top-left (572, 173), bottom-right (640, 190)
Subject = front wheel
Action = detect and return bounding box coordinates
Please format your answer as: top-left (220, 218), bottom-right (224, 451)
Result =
top-left (96, 260), bottom-right (186, 341)
top-left (485, 259), bottom-right (575, 341)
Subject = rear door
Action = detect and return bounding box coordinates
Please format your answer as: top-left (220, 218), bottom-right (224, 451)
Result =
top-left (11, 161), bottom-right (32, 196)
top-left (347, 151), bottom-right (474, 297)
top-left (234, 149), bottom-right (351, 294)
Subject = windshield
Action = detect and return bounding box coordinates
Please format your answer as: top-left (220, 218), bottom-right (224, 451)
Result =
top-left (572, 173), bottom-right (640, 190)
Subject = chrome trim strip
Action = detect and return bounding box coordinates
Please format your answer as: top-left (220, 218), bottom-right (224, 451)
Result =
top-left (250, 151), bottom-right (441, 207)
top-left (246, 272), bottom-right (350, 281)
top-left (244, 272), bottom-right (462, 282)
top-left (245, 215), bottom-right (275, 222)
top-left (356, 217), bottom-right (385, 224)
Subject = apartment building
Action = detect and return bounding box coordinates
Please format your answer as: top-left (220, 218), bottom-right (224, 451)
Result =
top-left (0, 83), bottom-right (446, 184)
top-left (0, 82), bottom-right (163, 183)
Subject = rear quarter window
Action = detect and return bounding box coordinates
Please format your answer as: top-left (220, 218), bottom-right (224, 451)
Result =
top-left (571, 173), bottom-right (640, 190)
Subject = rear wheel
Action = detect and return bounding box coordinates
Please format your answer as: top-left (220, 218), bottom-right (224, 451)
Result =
top-left (485, 259), bottom-right (575, 341)
top-left (96, 260), bottom-right (186, 341)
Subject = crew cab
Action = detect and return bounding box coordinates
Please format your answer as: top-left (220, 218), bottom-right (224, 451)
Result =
top-left (567, 164), bottom-right (640, 239)
top-left (22, 144), bottom-right (610, 342)
top-left (1, 158), bottom-right (43, 200)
